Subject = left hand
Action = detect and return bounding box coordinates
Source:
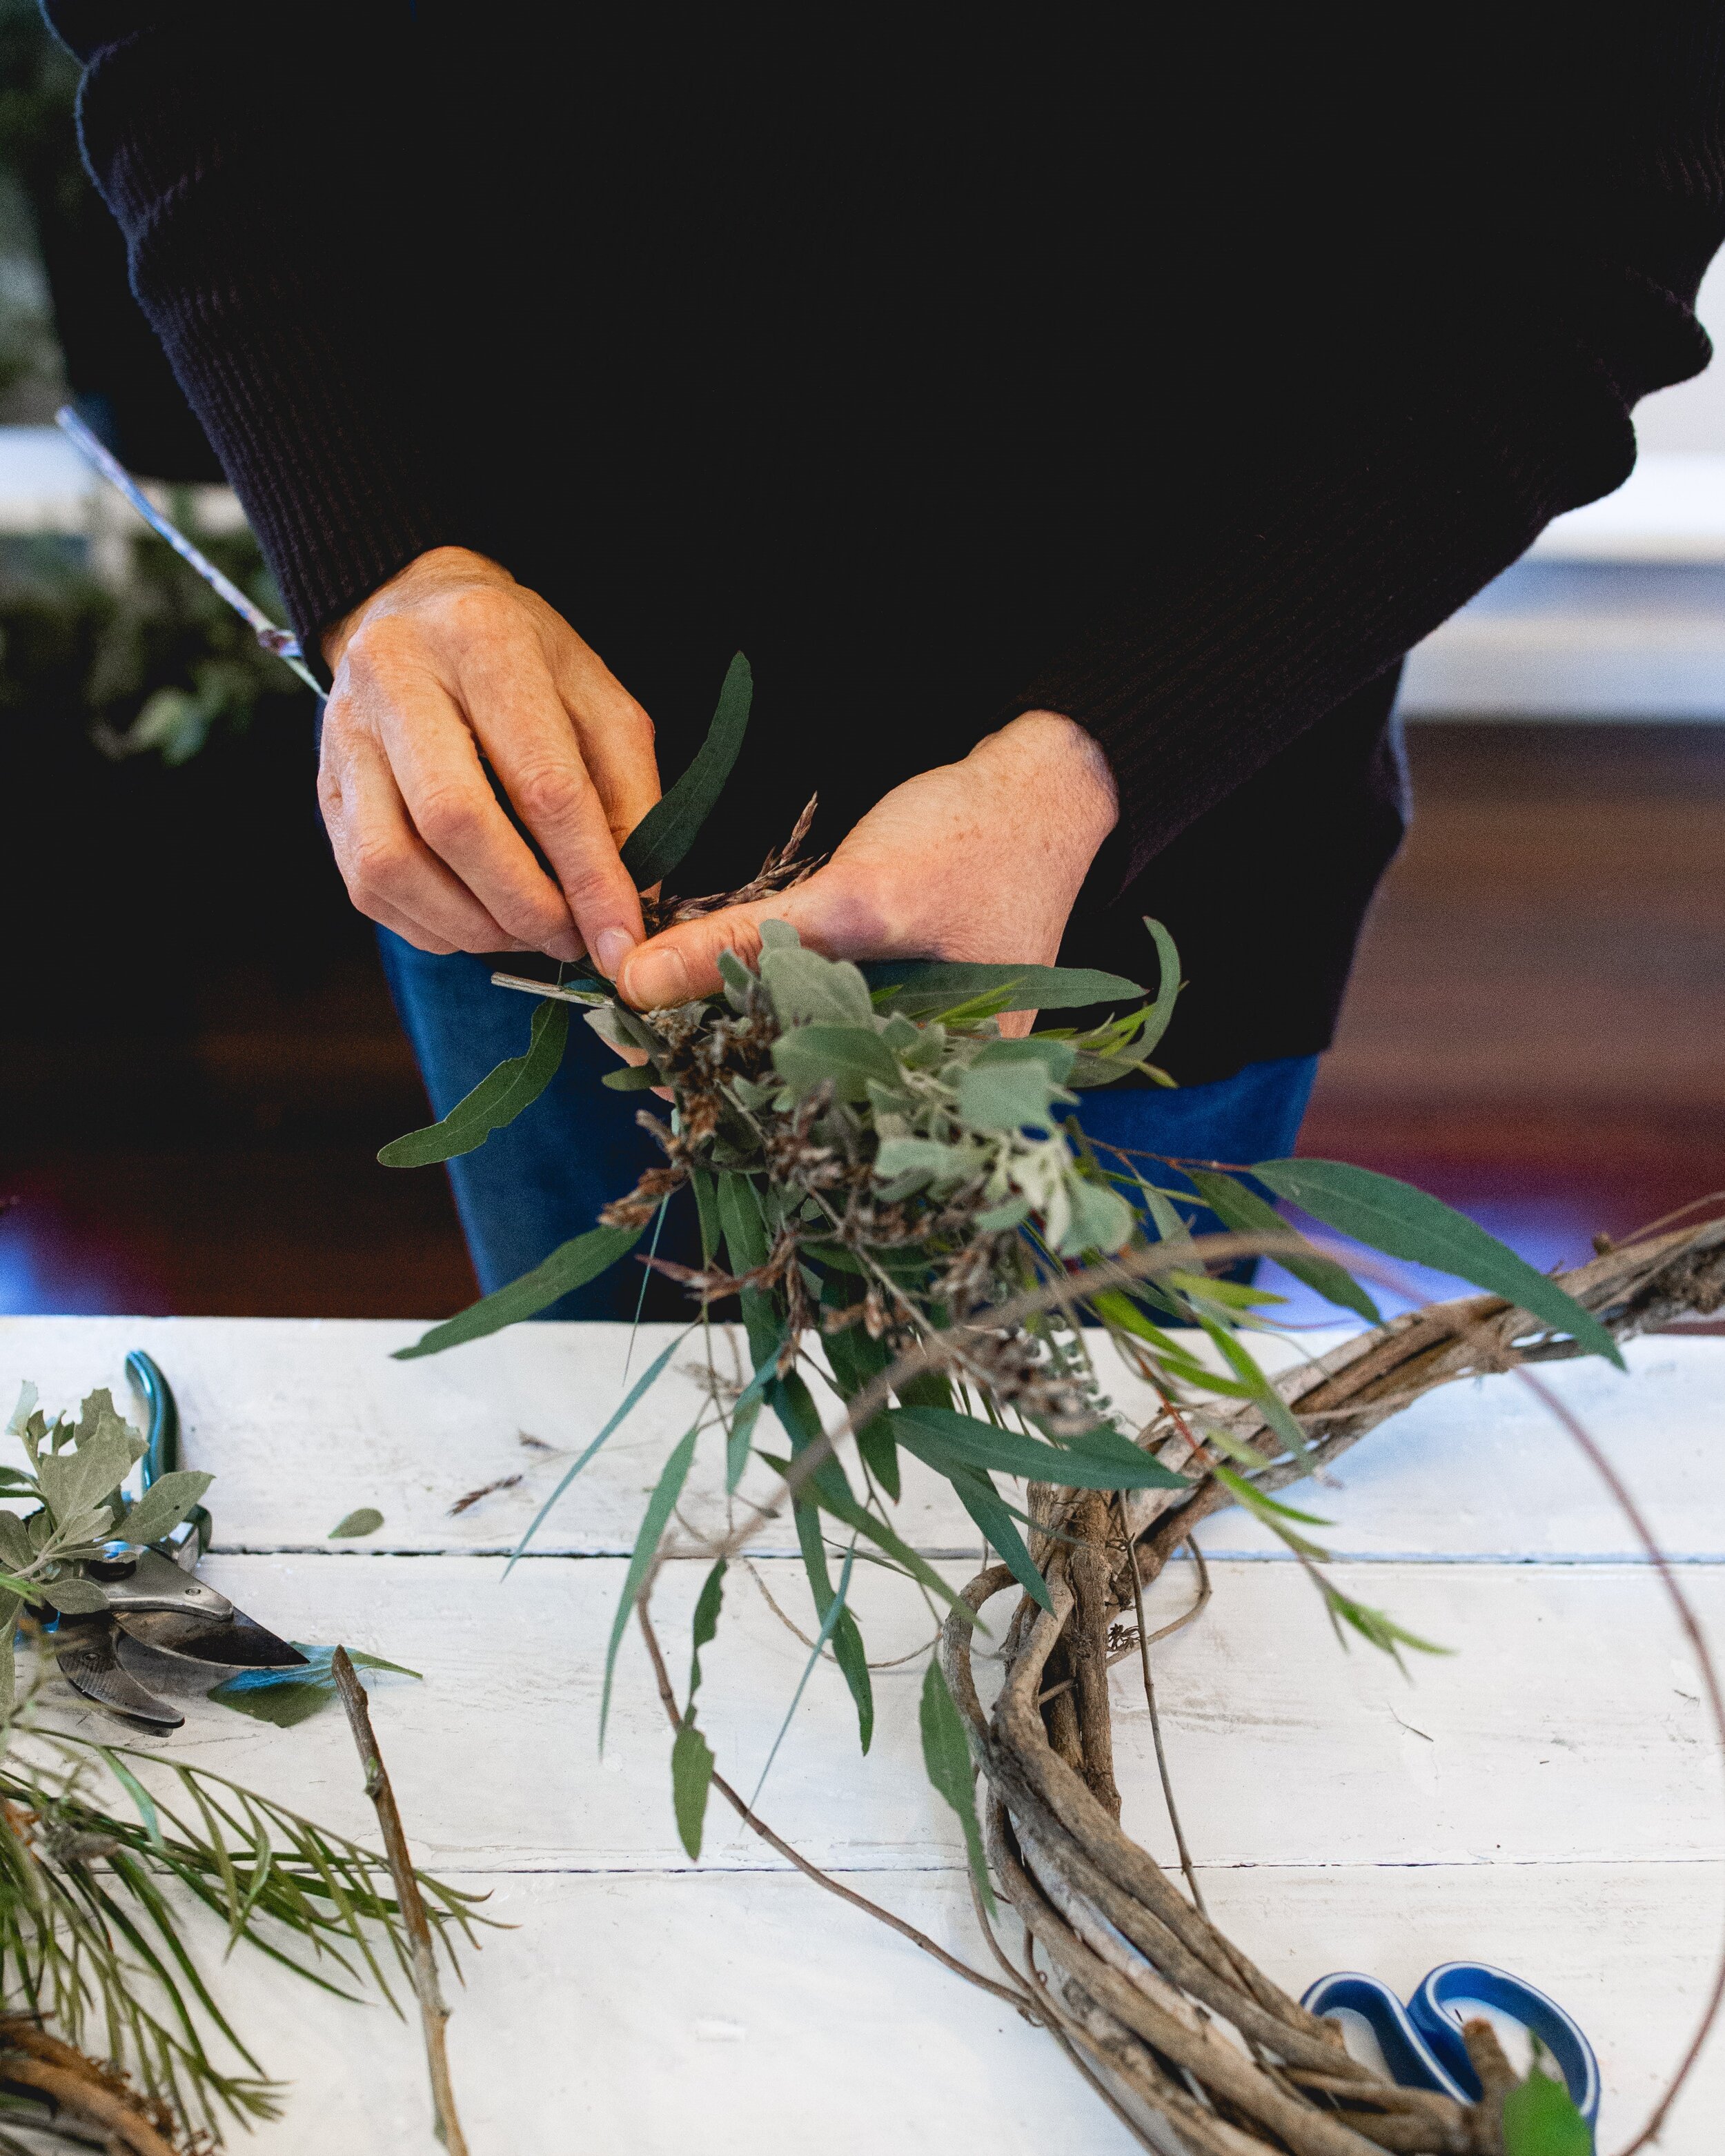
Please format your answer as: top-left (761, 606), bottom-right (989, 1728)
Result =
top-left (615, 711), bottom-right (1119, 1036)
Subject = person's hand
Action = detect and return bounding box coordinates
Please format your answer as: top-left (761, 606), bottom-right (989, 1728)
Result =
top-left (615, 711), bottom-right (1119, 1036)
top-left (317, 546), bottom-right (659, 971)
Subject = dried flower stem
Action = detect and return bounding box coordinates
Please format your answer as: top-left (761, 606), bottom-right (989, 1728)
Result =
top-left (331, 1648), bottom-right (469, 2155)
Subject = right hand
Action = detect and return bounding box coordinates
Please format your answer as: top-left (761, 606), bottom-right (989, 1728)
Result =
top-left (317, 546), bottom-right (659, 971)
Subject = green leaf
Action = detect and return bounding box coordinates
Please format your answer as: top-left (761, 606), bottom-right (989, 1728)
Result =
top-left (601, 1423), bottom-right (701, 1744)
top-left (1136, 918), bottom-right (1182, 1058)
top-left (1186, 1169), bottom-right (1380, 1323)
top-left (862, 960), bottom-right (1143, 1019)
top-left (208, 1645), bottom-right (420, 1728)
top-left (888, 1406), bottom-right (1188, 1492)
top-left (1252, 1159), bottom-right (1623, 1367)
top-left (395, 1222), bottom-right (645, 1358)
top-left (919, 1659), bottom-right (994, 1915)
top-left (0, 1593), bottom-right (17, 1714)
top-left (379, 998), bottom-right (571, 1167)
top-left (621, 651), bottom-right (752, 887)
top-left (1501, 2061), bottom-right (1592, 2156)
top-left (688, 1559), bottom-right (727, 1703)
top-left (771, 1022), bottom-right (901, 1102)
top-left (600, 1062), bottom-right (660, 1091)
top-left (794, 1503), bottom-right (873, 1751)
top-left (40, 1576), bottom-right (108, 1615)
top-left (671, 1719), bottom-right (717, 1860)
top-left (947, 1466), bottom-right (1052, 1612)
top-left (122, 1470), bottom-right (215, 1548)
top-left (328, 1507), bottom-right (383, 1539)
top-left (1058, 1172), bottom-right (1136, 1257)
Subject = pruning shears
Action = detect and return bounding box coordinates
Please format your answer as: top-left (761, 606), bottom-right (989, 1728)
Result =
top-left (1303, 1962), bottom-right (1599, 2137)
top-left (50, 1352), bottom-right (307, 1730)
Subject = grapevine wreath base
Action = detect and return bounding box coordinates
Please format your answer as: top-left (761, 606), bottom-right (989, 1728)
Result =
top-left (934, 1219), bottom-right (1725, 2156)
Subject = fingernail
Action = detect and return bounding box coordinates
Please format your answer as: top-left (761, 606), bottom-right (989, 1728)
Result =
top-left (624, 946), bottom-right (690, 1009)
top-left (593, 927), bottom-right (638, 981)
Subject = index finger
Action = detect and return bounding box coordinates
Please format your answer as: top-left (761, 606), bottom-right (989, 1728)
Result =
top-left (460, 644), bottom-right (651, 979)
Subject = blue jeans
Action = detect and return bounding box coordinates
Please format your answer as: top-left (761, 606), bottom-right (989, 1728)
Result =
top-left (377, 929), bottom-right (1319, 1321)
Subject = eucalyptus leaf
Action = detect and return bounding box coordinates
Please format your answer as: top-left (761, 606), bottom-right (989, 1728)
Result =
top-left (888, 1407), bottom-right (1188, 1492)
top-left (1252, 1159), bottom-right (1623, 1367)
top-left (396, 1222), bottom-right (646, 1358)
top-left (670, 1719), bottom-right (718, 1861)
top-left (919, 1659), bottom-right (994, 1915)
top-left (1187, 1169), bottom-right (1380, 1323)
top-left (601, 1423), bottom-right (701, 1744)
top-left (862, 960), bottom-right (1143, 1019)
top-left (379, 998), bottom-right (570, 1167)
top-left (620, 651), bottom-right (752, 886)
top-left (947, 1465), bottom-right (1052, 1612)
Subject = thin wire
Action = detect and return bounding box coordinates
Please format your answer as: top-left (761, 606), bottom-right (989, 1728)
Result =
top-left (54, 405), bottom-right (324, 696)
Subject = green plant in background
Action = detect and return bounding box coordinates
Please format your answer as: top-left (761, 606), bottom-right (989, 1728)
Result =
top-left (0, 512), bottom-right (310, 766)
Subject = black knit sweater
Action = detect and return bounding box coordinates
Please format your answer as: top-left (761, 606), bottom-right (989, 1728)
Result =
top-left (43, 5), bottom-right (1725, 1078)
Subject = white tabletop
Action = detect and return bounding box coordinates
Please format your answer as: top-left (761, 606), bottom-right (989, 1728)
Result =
top-left (1, 1316), bottom-right (1718, 2153)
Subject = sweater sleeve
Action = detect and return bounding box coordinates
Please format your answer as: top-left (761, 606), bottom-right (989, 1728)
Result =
top-left (43, 1), bottom-right (462, 649)
top-left (1018, 49), bottom-right (1725, 882)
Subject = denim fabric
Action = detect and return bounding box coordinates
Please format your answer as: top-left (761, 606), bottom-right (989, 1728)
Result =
top-left (376, 928), bottom-right (1319, 1321)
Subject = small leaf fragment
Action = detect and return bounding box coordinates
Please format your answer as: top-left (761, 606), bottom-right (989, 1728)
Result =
top-left (329, 1508), bottom-right (384, 1539)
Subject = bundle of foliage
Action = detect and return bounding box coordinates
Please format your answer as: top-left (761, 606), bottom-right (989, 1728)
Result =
top-left (378, 658), bottom-right (1725, 2150)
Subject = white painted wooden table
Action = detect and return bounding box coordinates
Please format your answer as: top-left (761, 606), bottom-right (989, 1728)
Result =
top-left (0, 1317), bottom-right (1719, 2153)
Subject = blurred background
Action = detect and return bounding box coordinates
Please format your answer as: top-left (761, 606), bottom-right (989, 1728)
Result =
top-left (1, 1), bottom-right (1721, 1323)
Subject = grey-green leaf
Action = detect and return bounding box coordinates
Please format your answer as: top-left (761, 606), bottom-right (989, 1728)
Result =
top-left (919, 1659), bottom-right (994, 1915)
top-left (1252, 1159), bottom-right (1622, 1367)
top-left (379, 998), bottom-right (571, 1167)
top-left (621, 652), bottom-right (752, 887)
top-left (39, 1576), bottom-right (109, 1615)
top-left (759, 942), bottom-right (876, 1027)
top-left (121, 1470), bottom-right (215, 1548)
top-left (328, 1507), bottom-right (383, 1539)
top-left (395, 1222), bottom-right (646, 1358)
top-left (1187, 1169), bottom-right (1380, 1323)
top-left (771, 1022), bottom-right (901, 1102)
top-left (956, 1059), bottom-right (1074, 1134)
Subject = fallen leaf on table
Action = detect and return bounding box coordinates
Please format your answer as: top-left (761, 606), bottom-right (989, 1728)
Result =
top-left (329, 1507), bottom-right (384, 1539)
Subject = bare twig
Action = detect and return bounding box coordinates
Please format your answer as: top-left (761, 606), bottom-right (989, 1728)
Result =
top-left (331, 1648), bottom-right (469, 2156)
top-left (1517, 1370), bottom-right (1725, 2156)
top-left (632, 1596), bottom-right (1029, 2013)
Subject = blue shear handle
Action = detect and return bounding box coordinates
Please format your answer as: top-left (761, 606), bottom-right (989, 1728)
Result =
top-left (1299, 1973), bottom-right (1468, 2101)
top-left (1408, 1963), bottom-right (1600, 2128)
top-left (124, 1350), bottom-right (213, 1554)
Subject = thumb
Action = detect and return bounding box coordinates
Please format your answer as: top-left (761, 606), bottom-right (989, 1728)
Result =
top-left (615, 866), bottom-right (879, 1010)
